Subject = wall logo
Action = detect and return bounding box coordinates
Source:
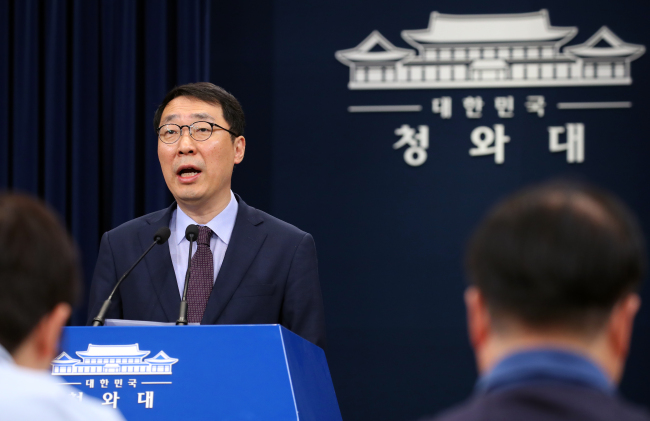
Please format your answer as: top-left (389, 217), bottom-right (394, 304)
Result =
top-left (335, 10), bottom-right (645, 89)
top-left (51, 343), bottom-right (178, 376)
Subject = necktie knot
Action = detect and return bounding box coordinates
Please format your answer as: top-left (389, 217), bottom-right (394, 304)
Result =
top-left (197, 226), bottom-right (213, 246)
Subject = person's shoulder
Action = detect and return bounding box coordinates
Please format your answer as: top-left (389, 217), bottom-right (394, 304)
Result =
top-left (616, 400), bottom-right (650, 421)
top-left (238, 197), bottom-right (310, 239)
top-left (417, 397), bottom-right (482, 421)
top-left (0, 365), bottom-right (124, 421)
top-left (105, 205), bottom-right (174, 237)
top-left (420, 385), bottom-right (650, 421)
top-left (515, 384), bottom-right (650, 421)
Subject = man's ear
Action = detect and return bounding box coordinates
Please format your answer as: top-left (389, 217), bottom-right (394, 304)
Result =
top-left (608, 293), bottom-right (640, 362)
top-left (234, 136), bottom-right (246, 164)
top-left (34, 303), bottom-right (72, 367)
top-left (465, 286), bottom-right (491, 351)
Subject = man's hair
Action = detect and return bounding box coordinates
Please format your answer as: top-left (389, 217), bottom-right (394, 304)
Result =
top-left (0, 194), bottom-right (79, 354)
top-left (467, 181), bottom-right (646, 333)
top-left (152, 82), bottom-right (246, 139)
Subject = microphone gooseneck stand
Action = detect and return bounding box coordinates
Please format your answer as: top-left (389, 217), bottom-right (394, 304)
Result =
top-left (176, 224), bottom-right (199, 325)
top-left (92, 226), bottom-right (171, 327)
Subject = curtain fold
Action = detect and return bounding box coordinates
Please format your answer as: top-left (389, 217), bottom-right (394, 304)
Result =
top-left (13, 0), bottom-right (40, 194)
top-left (0, 0), bottom-right (211, 324)
top-left (44, 0), bottom-right (69, 216)
top-left (0, 0), bottom-right (11, 188)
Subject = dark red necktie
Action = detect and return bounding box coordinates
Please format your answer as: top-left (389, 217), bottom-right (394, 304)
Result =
top-left (187, 226), bottom-right (214, 323)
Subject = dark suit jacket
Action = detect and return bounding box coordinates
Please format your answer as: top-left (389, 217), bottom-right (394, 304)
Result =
top-left (86, 195), bottom-right (326, 349)
top-left (425, 383), bottom-right (650, 421)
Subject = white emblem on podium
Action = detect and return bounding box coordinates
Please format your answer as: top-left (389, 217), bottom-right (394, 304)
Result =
top-left (51, 344), bottom-right (178, 376)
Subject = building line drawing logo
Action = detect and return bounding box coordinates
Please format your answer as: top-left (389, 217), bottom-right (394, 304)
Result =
top-left (335, 10), bottom-right (645, 90)
top-left (51, 344), bottom-right (179, 376)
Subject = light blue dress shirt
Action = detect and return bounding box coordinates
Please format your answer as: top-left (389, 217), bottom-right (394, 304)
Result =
top-left (0, 344), bottom-right (125, 420)
top-left (168, 190), bottom-right (239, 298)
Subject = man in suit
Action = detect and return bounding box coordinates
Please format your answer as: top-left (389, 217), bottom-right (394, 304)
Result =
top-left (87, 82), bottom-right (326, 349)
top-left (425, 182), bottom-right (649, 421)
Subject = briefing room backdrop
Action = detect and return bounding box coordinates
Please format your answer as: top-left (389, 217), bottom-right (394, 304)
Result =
top-left (1, 0), bottom-right (649, 420)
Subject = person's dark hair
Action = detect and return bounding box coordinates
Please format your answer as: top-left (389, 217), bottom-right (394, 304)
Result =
top-left (153, 82), bottom-right (245, 139)
top-left (0, 193), bottom-right (80, 354)
top-left (467, 181), bottom-right (646, 333)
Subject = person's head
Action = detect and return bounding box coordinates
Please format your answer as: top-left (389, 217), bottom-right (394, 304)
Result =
top-left (154, 83), bottom-right (246, 219)
top-left (0, 193), bottom-right (79, 369)
top-left (464, 181), bottom-right (645, 383)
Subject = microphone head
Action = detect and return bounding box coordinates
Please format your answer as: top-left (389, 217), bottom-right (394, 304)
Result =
top-left (153, 227), bottom-right (171, 245)
top-left (185, 224), bottom-right (199, 242)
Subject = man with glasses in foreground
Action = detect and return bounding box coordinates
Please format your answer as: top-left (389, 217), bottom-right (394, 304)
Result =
top-left (422, 181), bottom-right (650, 421)
top-left (87, 82), bottom-right (326, 349)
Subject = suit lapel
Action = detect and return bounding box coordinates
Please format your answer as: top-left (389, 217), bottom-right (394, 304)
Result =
top-left (202, 197), bottom-right (266, 324)
top-left (138, 203), bottom-right (180, 322)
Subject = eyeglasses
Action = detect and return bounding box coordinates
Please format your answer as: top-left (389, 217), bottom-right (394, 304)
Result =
top-left (157, 121), bottom-right (239, 144)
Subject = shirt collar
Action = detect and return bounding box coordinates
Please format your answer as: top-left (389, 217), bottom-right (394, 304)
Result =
top-left (175, 191), bottom-right (238, 245)
top-left (0, 343), bottom-right (14, 365)
top-left (476, 348), bottom-right (615, 395)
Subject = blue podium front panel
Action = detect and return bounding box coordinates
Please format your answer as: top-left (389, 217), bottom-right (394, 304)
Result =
top-left (53, 325), bottom-right (340, 421)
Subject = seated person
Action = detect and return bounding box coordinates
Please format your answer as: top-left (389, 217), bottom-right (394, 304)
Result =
top-left (0, 193), bottom-right (124, 421)
top-left (423, 181), bottom-right (650, 421)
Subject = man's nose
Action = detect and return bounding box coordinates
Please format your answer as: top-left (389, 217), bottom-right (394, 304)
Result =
top-left (177, 127), bottom-right (195, 154)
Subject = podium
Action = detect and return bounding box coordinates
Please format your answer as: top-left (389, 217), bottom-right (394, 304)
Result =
top-left (52, 325), bottom-right (342, 420)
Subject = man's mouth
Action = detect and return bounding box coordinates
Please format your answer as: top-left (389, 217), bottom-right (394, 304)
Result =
top-left (177, 166), bottom-right (202, 180)
top-left (179, 169), bottom-right (200, 177)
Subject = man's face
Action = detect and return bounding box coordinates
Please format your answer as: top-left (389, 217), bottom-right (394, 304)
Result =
top-left (157, 96), bottom-right (245, 210)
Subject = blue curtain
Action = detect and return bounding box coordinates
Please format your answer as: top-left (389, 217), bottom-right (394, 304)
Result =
top-left (0, 0), bottom-right (211, 324)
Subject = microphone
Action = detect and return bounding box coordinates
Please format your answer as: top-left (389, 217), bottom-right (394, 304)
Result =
top-left (176, 224), bottom-right (199, 325)
top-left (92, 226), bottom-right (171, 327)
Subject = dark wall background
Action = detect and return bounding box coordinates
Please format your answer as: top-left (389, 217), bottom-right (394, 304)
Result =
top-left (267, 1), bottom-right (650, 419)
top-left (1, 0), bottom-right (649, 420)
